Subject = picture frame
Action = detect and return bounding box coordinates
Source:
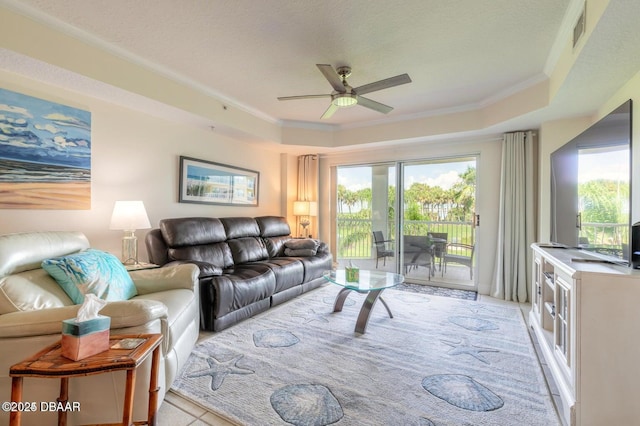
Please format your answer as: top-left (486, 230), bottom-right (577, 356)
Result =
top-left (179, 156), bottom-right (259, 206)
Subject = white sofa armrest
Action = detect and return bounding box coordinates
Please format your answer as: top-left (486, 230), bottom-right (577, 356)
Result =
top-left (0, 299), bottom-right (167, 339)
top-left (130, 263), bottom-right (199, 295)
top-left (101, 299), bottom-right (168, 329)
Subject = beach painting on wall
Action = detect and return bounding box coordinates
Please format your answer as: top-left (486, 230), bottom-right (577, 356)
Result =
top-left (0, 87), bottom-right (91, 209)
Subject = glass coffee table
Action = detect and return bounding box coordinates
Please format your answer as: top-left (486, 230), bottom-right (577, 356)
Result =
top-left (323, 269), bottom-right (405, 333)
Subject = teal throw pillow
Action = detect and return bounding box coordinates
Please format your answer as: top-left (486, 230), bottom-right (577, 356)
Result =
top-left (42, 249), bottom-right (137, 304)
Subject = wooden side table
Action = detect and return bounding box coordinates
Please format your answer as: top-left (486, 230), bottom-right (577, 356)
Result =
top-left (9, 333), bottom-right (163, 426)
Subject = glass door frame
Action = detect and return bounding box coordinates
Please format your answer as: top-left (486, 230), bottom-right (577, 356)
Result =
top-left (335, 154), bottom-right (479, 291)
top-left (397, 156), bottom-right (478, 290)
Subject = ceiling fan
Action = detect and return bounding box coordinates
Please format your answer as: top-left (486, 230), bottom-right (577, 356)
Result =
top-left (277, 64), bottom-right (412, 119)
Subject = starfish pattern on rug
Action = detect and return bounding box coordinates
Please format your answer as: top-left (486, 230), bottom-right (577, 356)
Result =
top-left (456, 302), bottom-right (496, 315)
top-left (290, 308), bottom-right (329, 324)
top-left (188, 354), bottom-right (254, 390)
top-left (441, 336), bottom-right (499, 364)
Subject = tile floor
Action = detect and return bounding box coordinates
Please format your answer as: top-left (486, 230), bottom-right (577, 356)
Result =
top-left (157, 293), bottom-right (562, 426)
top-left (157, 390), bottom-right (234, 425)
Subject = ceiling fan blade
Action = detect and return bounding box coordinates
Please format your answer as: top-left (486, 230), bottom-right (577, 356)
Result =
top-left (356, 96), bottom-right (393, 114)
top-left (353, 73), bottom-right (412, 96)
top-left (321, 103), bottom-right (340, 119)
top-left (317, 64), bottom-right (346, 92)
top-left (278, 94), bottom-right (331, 101)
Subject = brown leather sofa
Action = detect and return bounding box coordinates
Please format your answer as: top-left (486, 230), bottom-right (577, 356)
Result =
top-left (146, 216), bottom-right (332, 331)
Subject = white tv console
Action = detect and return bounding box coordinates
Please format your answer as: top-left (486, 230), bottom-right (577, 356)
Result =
top-left (530, 244), bottom-right (640, 425)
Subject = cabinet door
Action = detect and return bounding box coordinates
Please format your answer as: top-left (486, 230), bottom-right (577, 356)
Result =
top-left (532, 255), bottom-right (542, 318)
top-left (554, 275), bottom-right (571, 374)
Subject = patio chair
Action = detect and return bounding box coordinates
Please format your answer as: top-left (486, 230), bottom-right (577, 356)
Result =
top-left (443, 242), bottom-right (475, 279)
top-left (372, 231), bottom-right (394, 268)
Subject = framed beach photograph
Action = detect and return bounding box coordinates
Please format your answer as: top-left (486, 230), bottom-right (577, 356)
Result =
top-left (179, 156), bottom-right (259, 206)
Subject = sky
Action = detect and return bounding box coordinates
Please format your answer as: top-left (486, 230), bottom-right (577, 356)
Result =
top-left (338, 159), bottom-right (476, 192)
top-left (578, 147), bottom-right (629, 183)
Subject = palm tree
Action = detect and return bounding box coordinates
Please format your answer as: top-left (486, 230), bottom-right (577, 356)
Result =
top-left (343, 191), bottom-right (358, 214)
top-left (357, 188), bottom-right (372, 213)
top-left (337, 184), bottom-right (348, 214)
top-left (450, 166), bottom-right (476, 221)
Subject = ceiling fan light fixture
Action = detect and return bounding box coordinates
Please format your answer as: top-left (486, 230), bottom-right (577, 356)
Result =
top-left (332, 93), bottom-right (358, 107)
top-left (278, 64), bottom-right (411, 118)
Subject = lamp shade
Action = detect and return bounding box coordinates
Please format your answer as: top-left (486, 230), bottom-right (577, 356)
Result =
top-left (293, 201), bottom-right (318, 216)
top-left (109, 201), bottom-right (151, 231)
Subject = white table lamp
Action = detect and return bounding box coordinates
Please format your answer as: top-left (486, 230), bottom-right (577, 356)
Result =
top-left (109, 200), bottom-right (151, 265)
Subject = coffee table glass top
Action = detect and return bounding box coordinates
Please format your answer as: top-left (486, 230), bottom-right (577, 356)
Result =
top-left (323, 269), bottom-right (404, 291)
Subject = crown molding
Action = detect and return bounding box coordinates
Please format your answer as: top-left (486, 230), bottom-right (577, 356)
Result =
top-left (0, 0), bottom-right (279, 125)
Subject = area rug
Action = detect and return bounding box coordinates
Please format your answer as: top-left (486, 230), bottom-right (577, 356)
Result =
top-left (172, 285), bottom-right (559, 426)
top-left (395, 282), bottom-right (477, 300)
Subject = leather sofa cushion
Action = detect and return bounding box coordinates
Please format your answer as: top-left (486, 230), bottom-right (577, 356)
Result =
top-left (263, 235), bottom-right (289, 258)
top-left (174, 260), bottom-right (223, 277)
top-left (0, 231), bottom-right (89, 277)
top-left (256, 216), bottom-right (291, 237)
top-left (227, 237), bottom-right (268, 264)
top-left (168, 242), bottom-right (234, 269)
top-left (160, 217), bottom-right (227, 247)
top-left (261, 258), bottom-right (304, 293)
top-left (221, 217), bottom-right (260, 239)
top-left (296, 251), bottom-right (333, 282)
top-left (0, 269), bottom-right (73, 314)
top-left (210, 265), bottom-right (276, 317)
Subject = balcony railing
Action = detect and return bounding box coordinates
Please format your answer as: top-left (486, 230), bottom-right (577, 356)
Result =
top-left (579, 222), bottom-right (629, 259)
top-left (337, 218), bottom-right (475, 259)
top-left (338, 220), bottom-right (630, 261)
top-left (580, 222), bottom-right (629, 247)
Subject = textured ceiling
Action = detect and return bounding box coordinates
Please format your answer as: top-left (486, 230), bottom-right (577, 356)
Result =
top-left (3, 0), bottom-right (640, 144)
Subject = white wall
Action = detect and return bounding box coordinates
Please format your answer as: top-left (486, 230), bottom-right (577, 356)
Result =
top-left (0, 70), bottom-right (286, 261)
top-left (318, 136), bottom-right (502, 295)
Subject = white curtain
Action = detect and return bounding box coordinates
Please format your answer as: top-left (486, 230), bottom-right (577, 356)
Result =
top-left (297, 154), bottom-right (319, 235)
top-left (492, 131), bottom-right (536, 303)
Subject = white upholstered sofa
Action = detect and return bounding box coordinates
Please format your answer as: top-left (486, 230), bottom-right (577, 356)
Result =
top-left (0, 231), bottom-right (200, 425)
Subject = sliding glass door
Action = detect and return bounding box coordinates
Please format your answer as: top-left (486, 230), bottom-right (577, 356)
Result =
top-left (336, 164), bottom-right (396, 268)
top-left (336, 156), bottom-right (477, 290)
top-left (400, 157), bottom-right (477, 288)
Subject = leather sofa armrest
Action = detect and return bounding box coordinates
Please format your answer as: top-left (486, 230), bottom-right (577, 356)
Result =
top-left (130, 263), bottom-right (200, 295)
top-left (101, 299), bottom-right (168, 329)
top-left (317, 241), bottom-right (330, 254)
top-left (0, 299), bottom-right (168, 338)
top-left (163, 260), bottom-right (223, 278)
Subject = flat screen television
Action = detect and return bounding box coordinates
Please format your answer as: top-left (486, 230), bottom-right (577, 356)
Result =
top-left (550, 99), bottom-right (632, 264)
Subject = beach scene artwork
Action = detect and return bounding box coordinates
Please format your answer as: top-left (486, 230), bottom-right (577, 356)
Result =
top-left (179, 156), bottom-right (259, 206)
top-left (0, 88), bottom-right (91, 209)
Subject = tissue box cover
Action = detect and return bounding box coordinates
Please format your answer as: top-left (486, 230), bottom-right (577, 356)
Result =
top-left (61, 315), bottom-right (111, 361)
